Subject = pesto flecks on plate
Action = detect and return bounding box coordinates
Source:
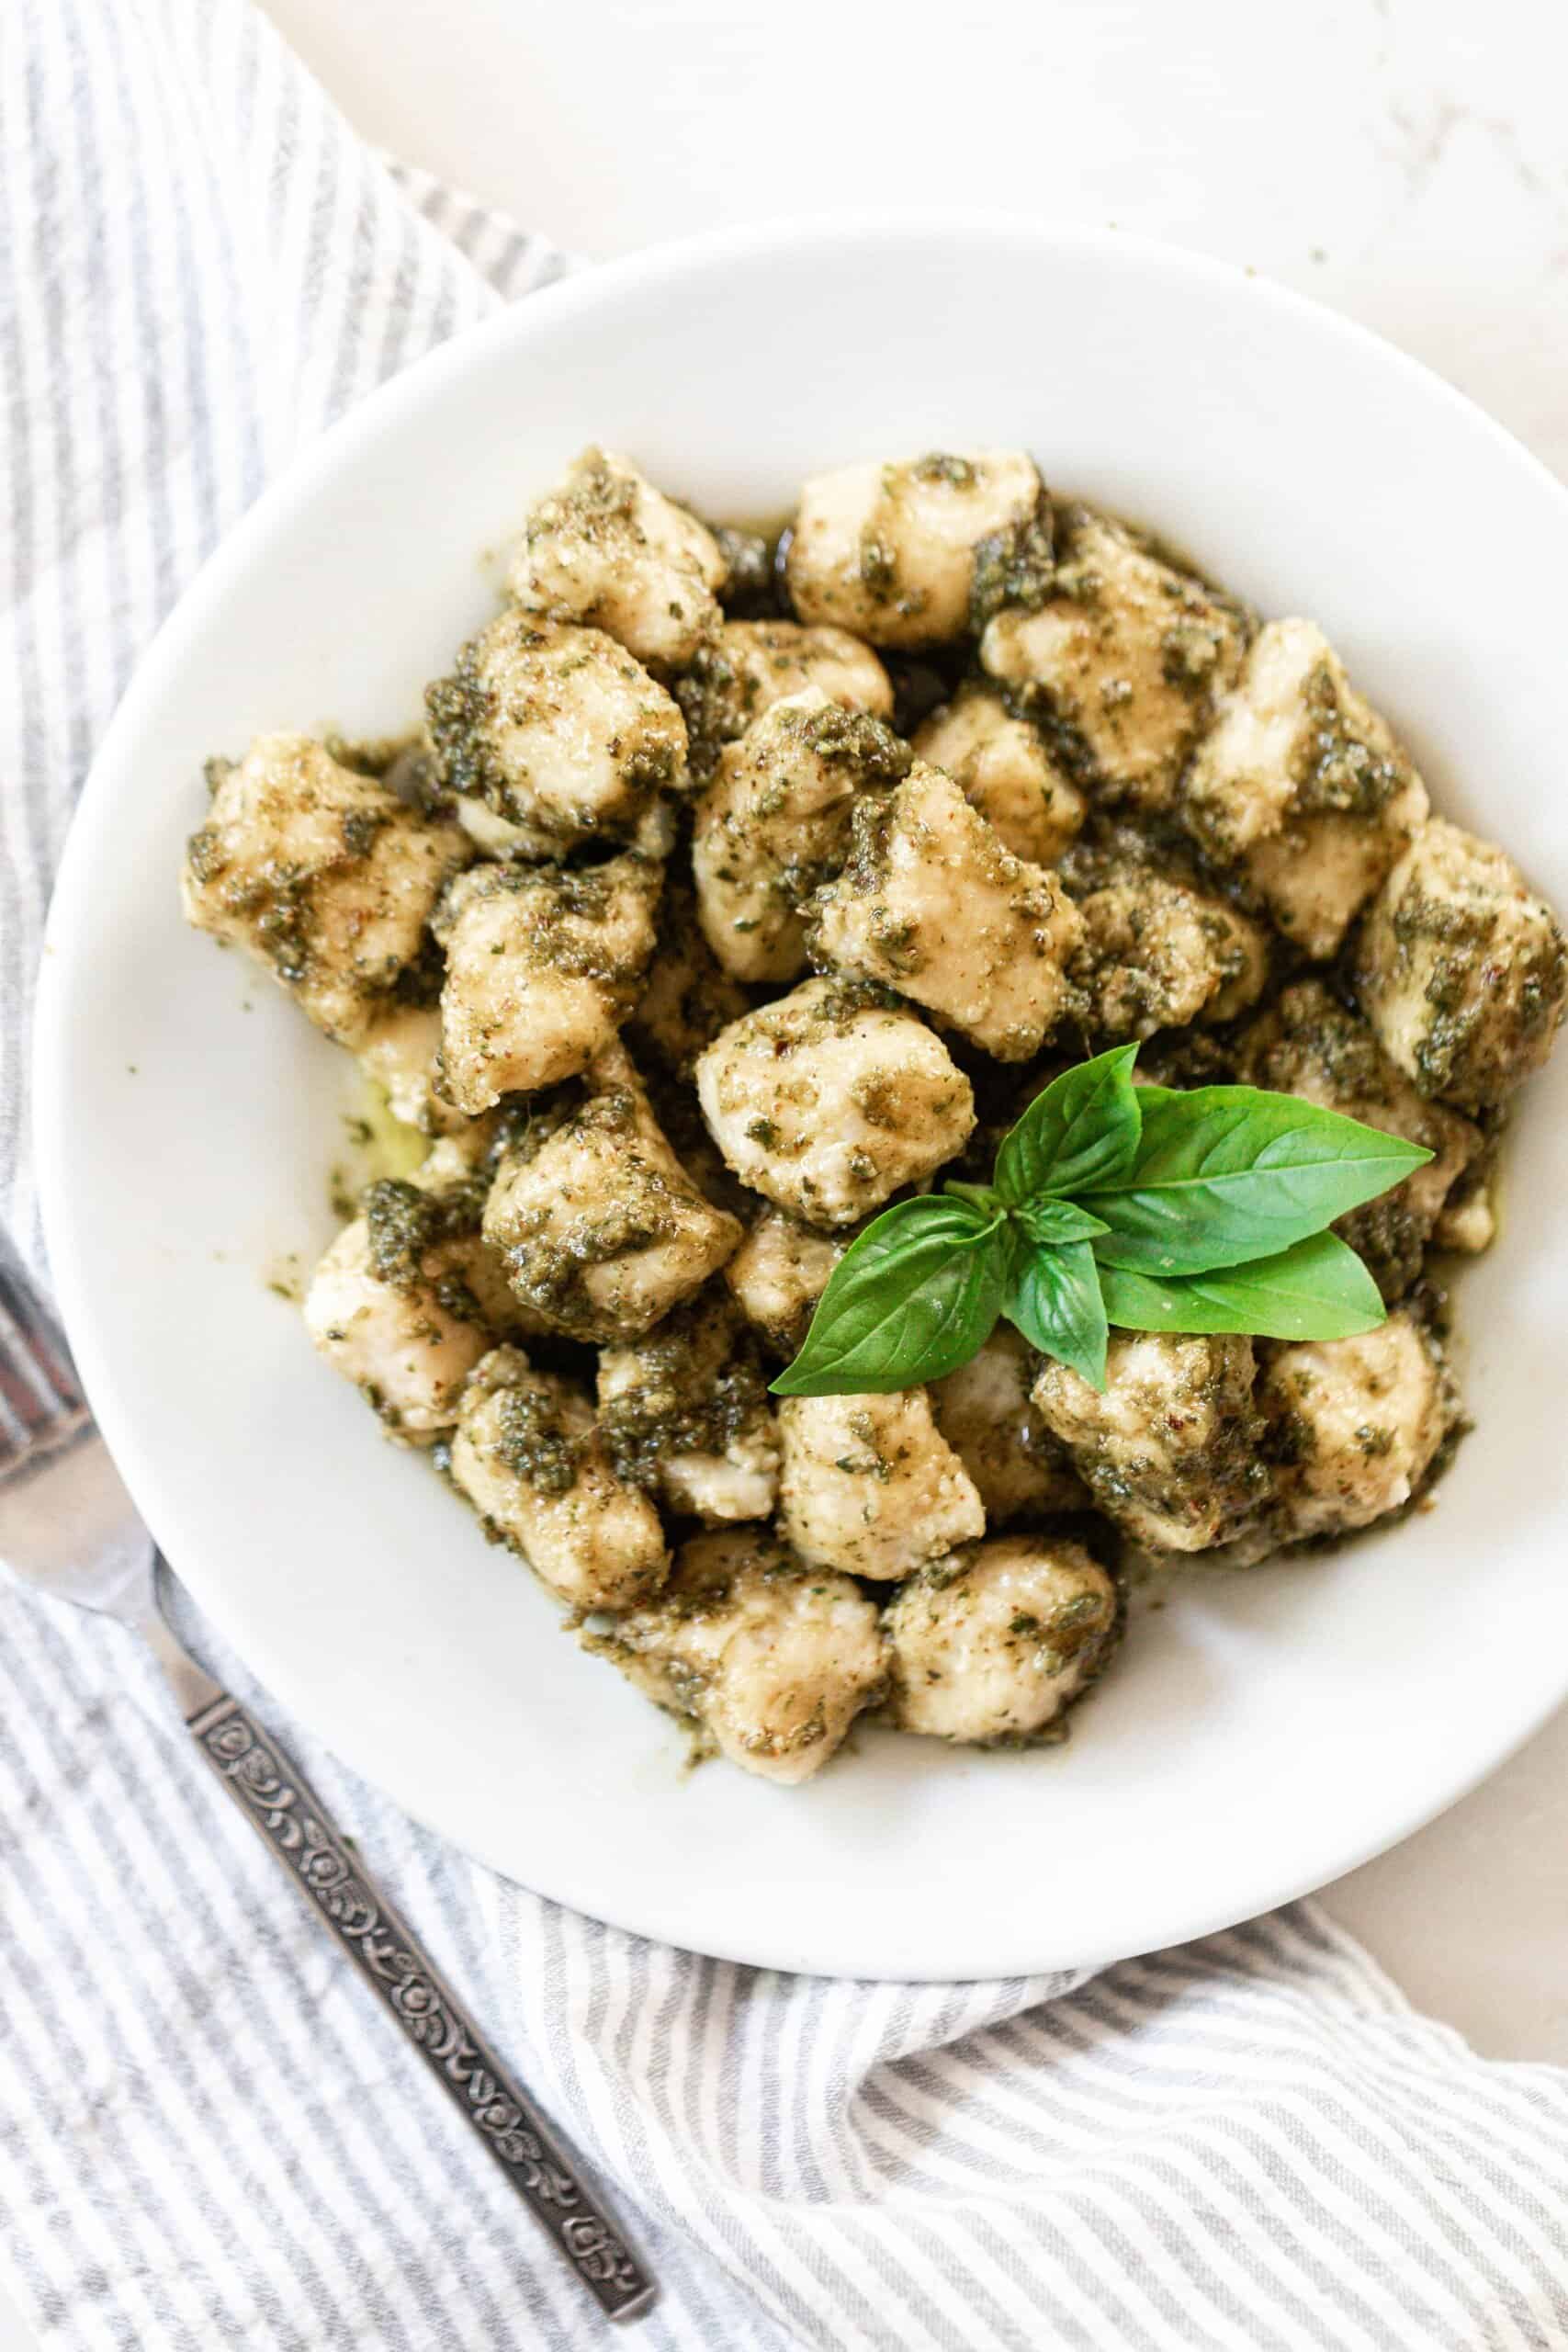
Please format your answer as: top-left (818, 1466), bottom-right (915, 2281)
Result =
top-left (180, 442), bottom-right (1568, 1785)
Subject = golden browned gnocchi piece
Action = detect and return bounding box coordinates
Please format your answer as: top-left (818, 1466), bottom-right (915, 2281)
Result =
top-left (303, 1175), bottom-right (508, 1442)
top-left (674, 617), bottom-right (894, 778)
top-left (722, 1207), bottom-right (848, 1359)
top-left (596, 1284), bottom-right (779, 1524)
top-left (692, 690), bottom-right (910, 982)
top-left (931, 1328), bottom-right (1088, 1522)
top-left (1032, 1333), bottom-right (1266, 1554)
top-left (1258, 1312), bottom-right (1455, 1543)
top-left (1073, 865), bottom-right (1270, 1039)
top-left (424, 613), bottom-right (688, 859)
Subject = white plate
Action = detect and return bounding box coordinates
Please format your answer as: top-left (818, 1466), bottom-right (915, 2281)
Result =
top-left (36, 215), bottom-right (1568, 1979)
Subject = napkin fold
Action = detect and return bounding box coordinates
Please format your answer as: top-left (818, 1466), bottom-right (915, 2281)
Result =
top-left (5, 4), bottom-right (1568, 2346)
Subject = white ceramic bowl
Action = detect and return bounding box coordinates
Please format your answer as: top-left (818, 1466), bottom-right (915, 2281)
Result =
top-left (36, 214), bottom-right (1568, 1978)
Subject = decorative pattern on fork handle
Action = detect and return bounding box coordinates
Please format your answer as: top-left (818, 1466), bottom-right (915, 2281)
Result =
top-left (188, 1693), bottom-right (654, 2322)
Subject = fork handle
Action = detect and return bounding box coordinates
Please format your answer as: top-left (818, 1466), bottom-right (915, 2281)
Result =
top-left (179, 1687), bottom-right (654, 2322)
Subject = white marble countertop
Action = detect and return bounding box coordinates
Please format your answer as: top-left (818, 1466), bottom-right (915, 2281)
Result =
top-left (7, 7), bottom-right (1565, 2342)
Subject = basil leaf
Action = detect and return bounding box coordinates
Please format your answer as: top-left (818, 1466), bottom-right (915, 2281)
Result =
top-left (1016, 1197), bottom-right (1111, 1248)
top-left (993, 1045), bottom-right (1143, 1206)
top-left (1004, 1240), bottom-right (1109, 1391)
top-left (1098, 1231), bottom-right (1388, 1340)
top-left (1081, 1083), bottom-right (1434, 1275)
top-left (771, 1195), bottom-right (1010, 1397)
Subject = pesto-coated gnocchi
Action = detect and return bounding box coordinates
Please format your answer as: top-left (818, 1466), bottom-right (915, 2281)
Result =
top-left (807, 762), bottom-right (1085, 1060)
top-left (981, 506), bottom-right (1247, 812)
top-left (434, 852), bottom-right (661, 1112)
top-left (1257, 1313), bottom-right (1453, 1544)
top-left (694, 977), bottom-right (976, 1225)
top-left (451, 1346), bottom-right (670, 1611)
top-left (182, 733), bottom-right (468, 1046)
top-left (1180, 617), bottom-right (1429, 957)
top-left (507, 446), bottom-right (725, 666)
top-left (693, 690), bottom-right (910, 981)
top-left (1032, 1332), bottom-right (1266, 1554)
top-left (777, 1386), bottom-right (986, 1581)
top-left (787, 449), bottom-right (1045, 649)
top-left (674, 617), bottom-right (894, 779)
top-left (424, 611), bottom-right (688, 859)
top-left (912, 684), bottom-right (1085, 865)
top-left (585, 1527), bottom-right (887, 1784)
top-left (185, 441), bottom-right (1564, 1784)
top-left (886, 1539), bottom-right (1117, 1743)
top-left (1240, 981), bottom-right (1480, 1302)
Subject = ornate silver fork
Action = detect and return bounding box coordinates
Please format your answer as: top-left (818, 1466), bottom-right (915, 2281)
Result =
top-left (0, 1250), bottom-right (655, 2325)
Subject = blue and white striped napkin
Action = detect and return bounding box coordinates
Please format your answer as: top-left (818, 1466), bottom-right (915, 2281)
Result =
top-left (5, 5), bottom-right (1568, 2346)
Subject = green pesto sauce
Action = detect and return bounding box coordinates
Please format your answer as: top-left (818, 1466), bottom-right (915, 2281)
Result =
top-left (492, 1380), bottom-right (587, 1496)
top-left (598, 1298), bottom-right (768, 1491)
top-left (362, 1174), bottom-right (483, 1292)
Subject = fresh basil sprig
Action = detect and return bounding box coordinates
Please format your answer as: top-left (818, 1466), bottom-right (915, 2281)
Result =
top-left (770, 1043), bottom-right (1433, 1398)
top-left (1078, 1083), bottom-right (1434, 1276)
top-left (769, 1194), bottom-right (1012, 1396)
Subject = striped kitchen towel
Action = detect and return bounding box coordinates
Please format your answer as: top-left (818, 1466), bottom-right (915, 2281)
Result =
top-left (5, 3), bottom-right (1568, 2347)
